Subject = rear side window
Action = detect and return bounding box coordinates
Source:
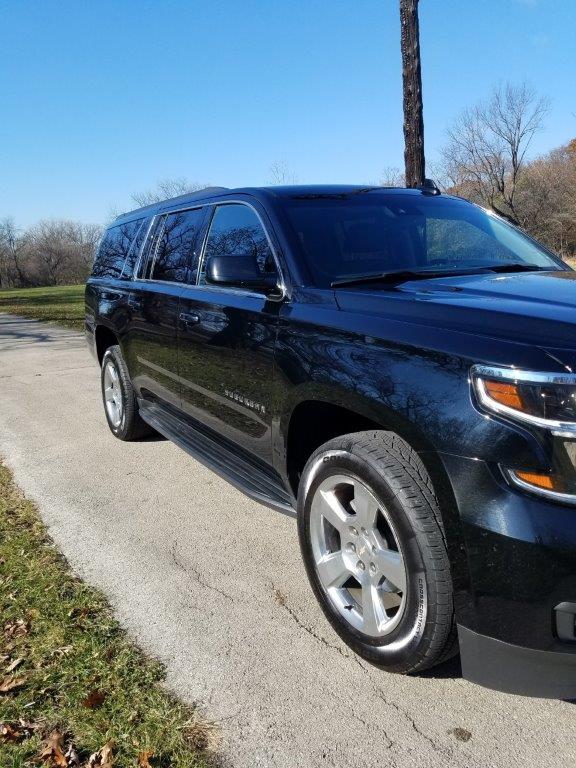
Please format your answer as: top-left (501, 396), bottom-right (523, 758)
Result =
top-left (151, 207), bottom-right (205, 283)
top-left (121, 217), bottom-right (150, 278)
top-left (92, 218), bottom-right (144, 279)
top-left (198, 203), bottom-right (276, 285)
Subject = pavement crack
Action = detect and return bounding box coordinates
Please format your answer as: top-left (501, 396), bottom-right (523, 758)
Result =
top-left (271, 586), bottom-right (352, 659)
top-left (171, 542), bottom-right (234, 602)
top-left (351, 711), bottom-right (394, 750)
top-left (272, 598), bottom-right (449, 757)
top-left (271, 587), bottom-right (399, 751)
top-left (351, 656), bottom-right (449, 755)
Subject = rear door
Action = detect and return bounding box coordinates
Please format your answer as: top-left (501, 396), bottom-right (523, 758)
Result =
top-left (177, 201), bottom-right (282, 465)
top-left (124, 207), bottom-right (207, 411)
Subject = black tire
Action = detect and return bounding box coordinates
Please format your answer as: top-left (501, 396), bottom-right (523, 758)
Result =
top-left (297, 430), bottom-right (457, 674)
top-left (100, 345), bottom-right (153, 441)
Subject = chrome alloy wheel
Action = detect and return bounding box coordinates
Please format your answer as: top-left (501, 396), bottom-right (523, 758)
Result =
top-left (309, 474), bottom-right (407, 638)
top-left (103, 360), bottom-right (123, 428)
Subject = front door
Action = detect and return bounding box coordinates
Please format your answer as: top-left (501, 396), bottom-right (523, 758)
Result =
top-left (177, 202), bottom-right (282, 465)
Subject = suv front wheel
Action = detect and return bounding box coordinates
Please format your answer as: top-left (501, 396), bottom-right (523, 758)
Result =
top-left (297, 430), bottom-right (457, 673)
top-left (101, 345), bottom-right (153, 441)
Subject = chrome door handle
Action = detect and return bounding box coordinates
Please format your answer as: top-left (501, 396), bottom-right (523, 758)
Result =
top-left (179, 312), bottom-right (200, 325)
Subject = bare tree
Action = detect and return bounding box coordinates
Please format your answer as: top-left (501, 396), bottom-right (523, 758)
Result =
top-left (442, 82), bottom-right (549, 222)
top-left (400, 0), bottom-right (425, 187)
top-left (0, 218), bottom-right (29, 288)
top-left (269, 160), bottom-right (298, 185)
top-left (16, 220), bottom-right (102, 286)
top-left (131, 178), bottom-right (211, 207)
top-left (380, 166), bottom-right (405, 187)
top-left (515, 140), bottom-right (576, 258)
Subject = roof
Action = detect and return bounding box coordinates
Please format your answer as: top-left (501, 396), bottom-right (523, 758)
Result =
top-left (113, 184), bottom-right (450, 224)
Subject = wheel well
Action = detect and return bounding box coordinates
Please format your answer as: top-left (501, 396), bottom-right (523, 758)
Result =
top-left (286, 401), bottom-right (381, 495)
top-left (95, 325), bottom-right (119, 364)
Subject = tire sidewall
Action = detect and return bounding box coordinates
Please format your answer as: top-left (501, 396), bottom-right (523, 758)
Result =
top-left (298, 447), bottom-right (432, 671)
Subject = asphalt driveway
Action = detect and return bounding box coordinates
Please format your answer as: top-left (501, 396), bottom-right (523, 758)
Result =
top-left (0, 313), bottom-right (574, 768)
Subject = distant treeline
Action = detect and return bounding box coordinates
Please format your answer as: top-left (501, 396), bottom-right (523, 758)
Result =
top-left (0, 219), bottom-right (102, 289)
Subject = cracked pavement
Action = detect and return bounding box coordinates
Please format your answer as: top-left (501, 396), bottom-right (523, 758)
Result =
top-left (1, 313), bottom-right (575, 768)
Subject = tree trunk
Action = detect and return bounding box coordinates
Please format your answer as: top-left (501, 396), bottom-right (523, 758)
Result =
top-left (400, 0), bottom-right (425, 187)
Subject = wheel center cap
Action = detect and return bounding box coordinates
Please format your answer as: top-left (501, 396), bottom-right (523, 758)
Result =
top-left (358, 540), bottom-right (370, 560)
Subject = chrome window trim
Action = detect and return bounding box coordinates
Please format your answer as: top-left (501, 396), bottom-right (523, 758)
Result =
top-left (129, 199), bottom-right (288, 299)
top-left (147, 214), bottom-right (170, 282)
top-left (133, 215), bottom-right (160, 281)
top-left (471, 364), bottom-right (576, 435)
top-left (121, 217), bottom-right (149, 279)
top-left (195, 200), bottom-right (287, 300)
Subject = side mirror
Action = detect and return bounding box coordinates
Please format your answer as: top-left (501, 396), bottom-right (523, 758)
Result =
top-left (205, 254), bottom-right (279, 293)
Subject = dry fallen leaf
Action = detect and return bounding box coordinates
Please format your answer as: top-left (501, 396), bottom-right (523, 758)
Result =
top-left (0, 718), bottom-right (38, 742)
top-left (0, 675), bottom-right (27, 693)
top-left (64, 743), bottom-right (80, 767)
top-left (86, 740), bottom-right (114, 767)
top-left (40, 729), bottom-right (68, 767)
top-left (82, 690), bottom-right (107, 709)
top-left (5, 657), bottom-right (23, 673)
top-left (4, 618), bottom-right (29, 638)
top-left (137, 751), bottom-right (154, 768)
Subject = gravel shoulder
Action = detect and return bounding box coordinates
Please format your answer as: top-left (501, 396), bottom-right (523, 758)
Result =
top-left (1, 313), bottom-right (575, 768)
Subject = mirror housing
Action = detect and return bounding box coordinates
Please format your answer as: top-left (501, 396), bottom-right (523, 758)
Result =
top-left (205, 254), bottom-right (280, 294)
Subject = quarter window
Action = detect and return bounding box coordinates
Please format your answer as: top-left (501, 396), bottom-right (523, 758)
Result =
top-left (199, 204), bottom-right (276, 286)
top-left (93, 218), bottom-right (144, 279)
top-left (151, 208), bottom-right (205, 283)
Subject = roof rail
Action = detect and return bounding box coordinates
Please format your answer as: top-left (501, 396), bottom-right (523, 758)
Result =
top-left (114, 186), bottom-right (231, 221)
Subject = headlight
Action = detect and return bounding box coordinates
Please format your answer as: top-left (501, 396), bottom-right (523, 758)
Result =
top-left (471, 365), bottom-right (576, 502)
top-left (471, 365), bottom-right (576, 435)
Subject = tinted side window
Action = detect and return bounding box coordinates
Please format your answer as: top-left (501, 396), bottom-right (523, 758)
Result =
top-left (121, 217), bottom-right (150, 278)
top-left (151, 208), bottom-right (205, 283)
top-left (92, 219), bottom-right (143, 279)
top-left (199, 204), bottom-right (276, 285)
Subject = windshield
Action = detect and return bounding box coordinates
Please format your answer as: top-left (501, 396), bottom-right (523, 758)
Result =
top-left (279, 192), bottom-right (562, 288)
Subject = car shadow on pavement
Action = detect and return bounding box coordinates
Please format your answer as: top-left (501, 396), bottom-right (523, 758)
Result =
top-left (138, 433), bottom-right (167, 443)
top-left (419, 653), bottom-right (462, 680)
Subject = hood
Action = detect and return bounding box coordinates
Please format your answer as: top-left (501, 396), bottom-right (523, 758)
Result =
top-left (334, 269), bottom-right (576, 351)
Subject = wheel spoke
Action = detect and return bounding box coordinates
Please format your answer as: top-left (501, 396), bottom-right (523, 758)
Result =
top-left (319, 489), bottom-right (354, 534)
top-left (310, 472), bottom-right (408, 640)
top-left (352, 481), bottom-right (378, 528)
top-left (375, 548), bottom-right (407, 594)
top-left (316, 551), bottom-right (350, 589)
top-left (361, 582), bottom-right (382, 636)
top-left (103, 361), bottom-right (123, 427)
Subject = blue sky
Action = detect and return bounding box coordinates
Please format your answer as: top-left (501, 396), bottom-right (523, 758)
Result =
top-left (1, 0), bottom-right (574, 227)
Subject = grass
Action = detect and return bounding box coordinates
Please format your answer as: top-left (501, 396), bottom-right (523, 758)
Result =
top-left (0, 285), bottom-right (85, 330)
top-left (0, 462), bottom-right (216, 767)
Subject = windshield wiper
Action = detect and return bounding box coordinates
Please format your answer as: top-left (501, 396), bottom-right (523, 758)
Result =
top-left (330, 263), bottom-right (556, 288)
top-left (331, 268), bottom-right (486, 289)
top-left (480, 263), bottom-right (554, 274)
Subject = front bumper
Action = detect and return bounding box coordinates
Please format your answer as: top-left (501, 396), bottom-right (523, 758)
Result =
top-left (440, 453), bottom-right (576, 698)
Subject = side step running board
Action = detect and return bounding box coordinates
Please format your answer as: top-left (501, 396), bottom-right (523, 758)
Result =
top-left (139, 401), bottom-right (296, 517)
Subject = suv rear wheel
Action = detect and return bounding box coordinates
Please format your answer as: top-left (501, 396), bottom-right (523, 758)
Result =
top-left (297, 430), bottom-right (457, 673)
top-left (101, 345), bottom-right (153, 441)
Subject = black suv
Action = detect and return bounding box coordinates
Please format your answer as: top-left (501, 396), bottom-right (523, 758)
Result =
top-left (86, 185), bottom-right (576, 698)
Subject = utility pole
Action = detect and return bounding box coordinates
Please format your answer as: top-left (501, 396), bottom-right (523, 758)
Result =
top-left (400, 0), bottom-right (425, 187)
